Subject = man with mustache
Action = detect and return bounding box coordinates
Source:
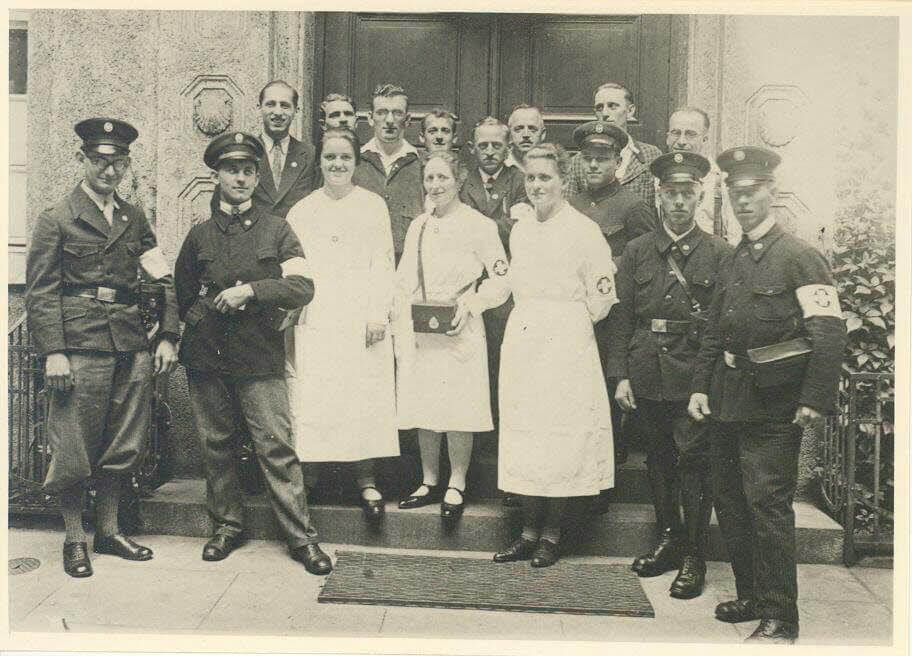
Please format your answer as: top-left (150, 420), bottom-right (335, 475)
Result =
top-left (568, 83), bottom-right (661, 212)
top-left (688, 147), bottom-right (846, 643)
top-left (174, 131), bottom-right (332, 575)
top-left (505, 104), bottom-right (547, 173)
top-left (25, 117), bottom-right (179, 577)
top-left (353, 83), bottom-right (424, 264)
top-left (252, 80), bottom-right (317, 219)
top-left (606, 150), bottom-right (731, 600)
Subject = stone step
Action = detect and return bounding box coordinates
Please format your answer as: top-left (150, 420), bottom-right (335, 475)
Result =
top-left (139, 478), bottom-right (844, 564)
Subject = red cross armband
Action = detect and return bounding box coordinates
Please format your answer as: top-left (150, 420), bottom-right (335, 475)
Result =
top-left (795, 284), bottom-right (843, 319)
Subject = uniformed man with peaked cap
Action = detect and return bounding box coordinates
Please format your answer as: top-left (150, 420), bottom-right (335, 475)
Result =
top-left (570, 120), bottom-right (657, 467)
top-left (605, 151), bottom-right (731, 598)
top-left (25, 117), bottom-right (180, 577)
top-left (175, 131), bottom-right (332, 575)
top-left (688, 146), bottom-right (846, 643)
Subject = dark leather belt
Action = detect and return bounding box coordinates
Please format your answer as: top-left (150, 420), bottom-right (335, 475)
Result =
top-left (62, 286), bottom-right (135, 305)
top-left (639, 318), bottom-right (691, 334)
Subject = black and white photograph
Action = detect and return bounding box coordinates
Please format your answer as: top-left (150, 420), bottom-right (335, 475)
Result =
top-left (4, 2), bottom-right (907, 652)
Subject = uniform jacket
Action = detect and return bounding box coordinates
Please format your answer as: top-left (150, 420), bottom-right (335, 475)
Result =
top-left (569, 139), bottom-right (663, 211)
top-left (569, 181), bottom-right (657, 267)
top-left (253, 135), bottom-right (317, 218)
top-left (352, 150), bottom-right (424, 257)
top-left (460, 165), bottom-right (528, 255)
top-left (691, 223), bottom-right (846, 420)
top-left (605, 225), bottom-right (732, 401)
top-left (25, 184), bottom-right (179, 357)
top-left (175, 204), bottom-right (314, 377)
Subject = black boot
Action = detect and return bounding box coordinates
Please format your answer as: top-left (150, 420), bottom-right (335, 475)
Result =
top-left (632, 460), bottom-right (682, 576)
top-left (670, 471), bottom-right (713, 598)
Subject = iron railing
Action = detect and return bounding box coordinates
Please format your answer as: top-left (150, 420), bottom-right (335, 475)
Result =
top-left (8, 312), bottom-right (173, 517)
top-left (820, 365), bottom-right (894, 565)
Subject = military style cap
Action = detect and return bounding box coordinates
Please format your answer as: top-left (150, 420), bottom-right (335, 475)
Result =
top-left (74, 118), bottom-right (138, 155)
top-left (651, 151), bottom-right (711, 184)
top-left (573, 121), bottom-right (629, 152)
top-left (203, 131), bottom-right (265, 170)
top-left (717, 146), bottom-right (781, 187)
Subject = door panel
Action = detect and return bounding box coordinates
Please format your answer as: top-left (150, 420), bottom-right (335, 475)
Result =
top-left (315, 12), bottom-right (673, 152)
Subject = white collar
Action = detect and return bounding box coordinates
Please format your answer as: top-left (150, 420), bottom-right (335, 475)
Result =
top-left (362, 137), bottom-right (418, 160)
top-left (664, 221), bottom-right (696, 242)
top-left (746, 216), bottom-right (776, 241)
top-left (219, 199), bottom-right (253, 215)
top-left (505, 151), bottom-right (523, 171)
top-left (479, 166), bottom-right (505, 183)
top-left (261, 132), bottom-right (290, 152)
top-left (81, 180), bottom-right (118, 212)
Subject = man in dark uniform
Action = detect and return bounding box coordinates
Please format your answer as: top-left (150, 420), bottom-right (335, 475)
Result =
top-left (605, 151), bottom-right (732, 599)
top-left (175, 132), bottom-right (332, 575)
top-left (25, 118), bottom-right (180, 577)
top-left (688, 146), bottom-right (846, 643)
top-left (570, 121), bottom-right (656, 467)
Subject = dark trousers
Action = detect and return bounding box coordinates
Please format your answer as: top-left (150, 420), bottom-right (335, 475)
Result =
top-left (711, 420), bottom-right (801, 624)
top-left (638, 399), bottom-right (711, 477)
top-left (186, 369), bottom-right (319, 549)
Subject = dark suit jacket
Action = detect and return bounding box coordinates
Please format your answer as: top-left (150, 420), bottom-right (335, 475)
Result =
top-left (460, 165), bottom-right (528, 255)
top-left (253, 135), bottom-right (317, 218)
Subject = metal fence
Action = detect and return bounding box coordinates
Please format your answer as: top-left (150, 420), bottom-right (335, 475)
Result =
top-left (820, 366), bottom-right (894, 565)
top-left (8, 313), bottom-right (173, 517)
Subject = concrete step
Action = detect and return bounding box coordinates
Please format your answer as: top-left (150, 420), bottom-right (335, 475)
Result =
top-left (139, 478), bottom-right (844, 564)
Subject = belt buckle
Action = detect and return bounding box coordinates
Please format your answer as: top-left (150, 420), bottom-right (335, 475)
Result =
top-left (651, 319), bottom-right (667, 333)
top-left (96, 286), bottom-right (117, 303)
top-left (724, 351), bottom-right (737, 369)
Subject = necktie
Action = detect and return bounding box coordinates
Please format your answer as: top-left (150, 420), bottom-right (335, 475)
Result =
top-left (484, 176), bottom-right (495, 199)
top-left (272, 142), bottom-right (284, 187)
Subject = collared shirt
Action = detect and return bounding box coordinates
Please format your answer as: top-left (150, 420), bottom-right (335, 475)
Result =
top-left (479, 166), bottom-right (506, 200)
top-left (504, 151), bottom-right (523, 172)
top-left (218, 199), bottom-right (253, 215)
top-left (664, 222), bottom-right (696, 243)
top-left (746, 215), bottom-right (776, 241)
top-left (615, 139), bottom-right (641, 181)
top-left (80, 180), bottom-right (118, 225)
top-left (362, 137), bottom-right (419, 177)
top-left (261, 133), bottom-right (291, 174)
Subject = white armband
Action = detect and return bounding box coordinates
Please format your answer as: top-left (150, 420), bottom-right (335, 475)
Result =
top-left (280, 257), bottom-right (310, 278)
top-left (796, 284), bottom-right (843, 319)
top-left (139, 246), bottom-right (170, 280)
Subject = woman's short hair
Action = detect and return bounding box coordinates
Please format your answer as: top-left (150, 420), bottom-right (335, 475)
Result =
top-left (318, 127), bottom-right (361, 166)
top-left (524, 143), bottom-right (571, 179)
top-left (424, 150), bottom-right (468, 187)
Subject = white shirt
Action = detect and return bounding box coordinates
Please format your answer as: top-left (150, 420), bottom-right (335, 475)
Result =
top-left (615, 139), bottom-right (641, 181)
top-left (664, 222), bottom-right (696, 243)
top-left (362, 137), bottom-right (419, 177)
top-left (81, 180), bottom-right (117, 225)
top-left (219, 199), bottom-right (252, 215)
top-left (505, 150), bottom-right (524, 172)
top-left (746, 216), bottom-right (776, 241)
top-left (262, 133), bottom-right (291, 174)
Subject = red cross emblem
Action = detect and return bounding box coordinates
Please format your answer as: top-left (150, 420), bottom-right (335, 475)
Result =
top-left (597, 276), bottom-right (612, 295)
top-left (493, 259), bottom-right (508, 276)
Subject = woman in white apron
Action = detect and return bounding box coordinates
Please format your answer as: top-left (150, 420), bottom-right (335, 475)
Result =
top-left (494, 143), bottom-right (617, 567)
top-left (394, 151), bottom-right (510, 520)
top-left (285, 128), bottom-right (399, 523)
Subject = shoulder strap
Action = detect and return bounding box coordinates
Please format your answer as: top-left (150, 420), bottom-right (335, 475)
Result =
top-left (666, 251), bottom-right (701, 313)
top-left (417, 217), bottom-right (430, 301)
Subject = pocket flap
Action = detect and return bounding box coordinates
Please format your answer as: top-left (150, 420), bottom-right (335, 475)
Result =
top-left (256, 246), bottom-right (278, 261)
top-left (63, 242), bottom-right (102, 258)
top-left (753, 284), bottom-right (787, 296)
top-left (634, 267), bottom-right (657, 284)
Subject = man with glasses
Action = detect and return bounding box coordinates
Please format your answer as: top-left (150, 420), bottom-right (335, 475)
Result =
top-left (353, 83), bottom-right (424, 263)
top-left (664, 107), bottom-right (723, 236)
top-left (606, 151), bottom-right (731, 600)
top-left (25, 118), bottom-right (179, 578)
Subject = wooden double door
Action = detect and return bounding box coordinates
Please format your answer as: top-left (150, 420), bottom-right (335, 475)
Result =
top-left (313, 12), bottom-right (681, 151)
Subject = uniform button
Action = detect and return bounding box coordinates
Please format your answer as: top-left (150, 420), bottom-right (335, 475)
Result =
top-left (665, 294), bottom-right (672, 300)
top-left (590, 202), bottom-right (596, 208)
top-left (661, 346), bottom-right (668, 353)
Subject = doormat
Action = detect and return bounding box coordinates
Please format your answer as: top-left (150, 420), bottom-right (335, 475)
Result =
top-left (318, 550), bottom-right (654, 617)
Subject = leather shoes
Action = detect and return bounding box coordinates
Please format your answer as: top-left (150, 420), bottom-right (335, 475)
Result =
top-left (745, 618), bottom-right (799, 644)
top-left (530, 539), bottom-right (560, 568)
top-left (93, 533), bottom-right (153, 561)
top-left (359, 486), bottom-right (385, 521)
top-left (202, 533), bottom-right (244, 561)
top-left (291, 543), bottom-right (333, 575)
top-left (399, 483), bottom-right (443, 509)
top-left (63, 541), bottom-right (93, 578)
top-left (440, 487), bottom-right (465, 520)
top-left (669, 554), bottom-right (706, 599)
top-left (715, 598), bottom-right (761, 623)
top-left (493, 537), bottom-right (537, 563)
top-left (633, 528), bottom-right (682, 577)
